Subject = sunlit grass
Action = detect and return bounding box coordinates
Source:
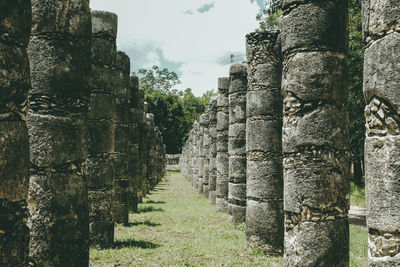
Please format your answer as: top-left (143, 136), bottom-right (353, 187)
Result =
top-left (350, 182), bottom-right (366, 208)
top-left (90, 172), bottom-right (367, 266)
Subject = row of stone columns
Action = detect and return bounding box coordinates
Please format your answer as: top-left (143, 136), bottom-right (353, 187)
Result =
top-left (0, 3), bottom-right (166, 266)
top-left (180, 3), bottom-right (352, 264)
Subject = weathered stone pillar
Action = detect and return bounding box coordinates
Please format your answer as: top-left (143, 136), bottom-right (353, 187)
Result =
top-left (216, 78), bottom-right (230, 212)
top-left (145, 113), bottom-right (155, 193)
top-left (128, 75), bottom-right (140, 213)
top-left (113, 51), bottom-right (130, 225)
top-left (281, 0), bottom-right (350, 265)
top-left (208, 99), bottom-right (218, 204)
top-left (362, 1), bottom-right (400, 266)
top-left (196, 116), bottom-right (204, 192)
top-left (192, 120), bottom-right (200, 188)
top-left (28, 0), bottom-right (91, 265)
top-left (228, 64), bottom-right (247, 223)
top-left (136, 89), bottom-right (146, 203)
top-left (86, 10), bottom-right (117, 248)
top-left (0, 1), bottom-right (31, 265)
top-left (245, 31), bottom-right (283, 254)
top-left (201, 110), bottom-right (210, 197)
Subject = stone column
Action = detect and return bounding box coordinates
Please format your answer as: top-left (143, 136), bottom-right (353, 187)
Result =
top-left (196, 116), bottom-right (204, 192)
top-left (86, 10), bottom-right (117, 248)
top-left (28, 0), bottom-right (91, 265)
top-left (245, 31), bottom-right (283, 254)
top-left (136, 88), bottom-right (145, 203)
top-left (200, 110), bottom-right (210, 196)
top-left (228, 64), bottom-right (248, 223)
top-left (113, 51), bottom-right (130, 225)
top-left (0, 1), bottom-right (31, 265)
top-left (208, 99), bottom-right (218, 204)
top-left (281, 0), bottom-right (350, 265)
top-left (128, 75), bottom-right (140, 213)
top-left (362, 1), bottom-right (400, 266)
top-left (192, 120), bottom-right (200, 188)
top-left (216, 78), bottom-right (230, 212)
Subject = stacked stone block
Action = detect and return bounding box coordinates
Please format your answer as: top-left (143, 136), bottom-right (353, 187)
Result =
top-left (281, 0), bottom-right (350, 265)
top-left (86, 10), bottom-right (117, 248)
top-left (0, 0), bottom-right (31, 265)
top-left (113, 51), bottom-right (131, 225)
top-left (362, 1), bottom-right (400, 266)
top-left (200, 110), bottom-right (210, 196)
top-left (228, 64), bottom-right (248, 223)
top-left (245, 31), bottom-right (283, 254)
top-left (28, 0), bottom-right (91, 265)
top-left (208, 99), bottom-right (218, 204)
top-left (215, 78), bottom-right (230, 212)
top-left (128, 76), bottom-right (140, 212)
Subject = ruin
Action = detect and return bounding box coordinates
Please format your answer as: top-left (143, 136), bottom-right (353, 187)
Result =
top-left (281, 0), bottom-right (350, 265)
top-left (0, 0), bottom-right (31, 265)
top-left (215, 78), bottom-right (230, 212)
top-left (362, 1), bottom-right (400, 265)
top-left (228, 64), bottom-right (248, 223)
top-left (128, 76), bottom-right (140, 213)
top-left (208, 100), bottom-right (218, 204)
top-left (28, 0), bottom-right (91, 264)
top-left (245, 31), bottom-right (283, 254)
top-left (201, 108), bottom-right (211, 197)
top-left (112, 51), bottom-right (131, 225)
top-left (86, 10), bottom-right (117, 248)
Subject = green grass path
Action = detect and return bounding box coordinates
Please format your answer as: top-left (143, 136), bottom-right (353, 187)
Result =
top-left (90, 171), bottom-right (367, 267)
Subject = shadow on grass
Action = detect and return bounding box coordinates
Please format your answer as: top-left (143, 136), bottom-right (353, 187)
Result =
top-left (138, 206), bottom-right (165, 213)
top-left (145, 200), bottom-right (166, 204)
top-left (127, 220), bottom-right (161, 227)
top-left (113, 239), bottom-right (161, 249)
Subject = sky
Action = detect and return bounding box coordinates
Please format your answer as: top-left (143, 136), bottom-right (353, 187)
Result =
top-left (90, 0), bottom-right (267, 96)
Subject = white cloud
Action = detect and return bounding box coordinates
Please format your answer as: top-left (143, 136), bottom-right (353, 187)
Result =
top-left (90, 0), bottom-right (260, 96)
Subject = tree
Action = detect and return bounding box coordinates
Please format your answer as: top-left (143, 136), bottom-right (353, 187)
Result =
top-left (348, 0), bottom-right (365, 187)
top-left (134, 66), bottom-right (215, 154)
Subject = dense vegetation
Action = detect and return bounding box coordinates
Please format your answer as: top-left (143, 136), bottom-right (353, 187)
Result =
top-left (134, 66), bottom-right (215, 154)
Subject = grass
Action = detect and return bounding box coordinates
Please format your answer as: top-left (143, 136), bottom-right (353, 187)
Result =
top-left (350, 182), bottom-right (366, 208)
top-left (90, 172), bottom-right (368, 266)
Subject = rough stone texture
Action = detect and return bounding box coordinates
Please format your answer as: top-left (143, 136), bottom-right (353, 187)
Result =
top-left (282, 1), bottom-right (350, 265)
top-left (208, 99), bottom-right (218, 204)
top-left (228, 64), bottom-right (247, 223)
top-left (27, 0), bottom-right (91, 265)
top-left (128, 76), bottom-right (140, 213)
top-left (0, 1), bottom-right (31, 265)
top-left (86, 10), bottom-right (117, 248)
top-left (363, 2), bottom-right (400, 265)
top-left (137, 90), bottom-right (147, 203)
top-left (216, 77), bottom-right (230, 212)
top-left (245, 31), bottom-right (283, 254)
top-left (113, 51), bottom-right (130, 225)
top-left (200, 109), bottom-right (211, 197)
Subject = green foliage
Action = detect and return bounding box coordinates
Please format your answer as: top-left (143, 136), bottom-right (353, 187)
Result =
top-left (350, 182), bottom-right (366, 208)
top-left (134, 66), bottom-right (215, 154)
top-left (256, 9), bottom-right (282, 31)
top-left (348, 0), bottom-right (365, 186)
top-left (137, 65), bottom-right (180, 93)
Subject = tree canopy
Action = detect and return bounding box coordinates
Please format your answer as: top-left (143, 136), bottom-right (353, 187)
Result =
top-left (134, 67), bottom-right (216, 154)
